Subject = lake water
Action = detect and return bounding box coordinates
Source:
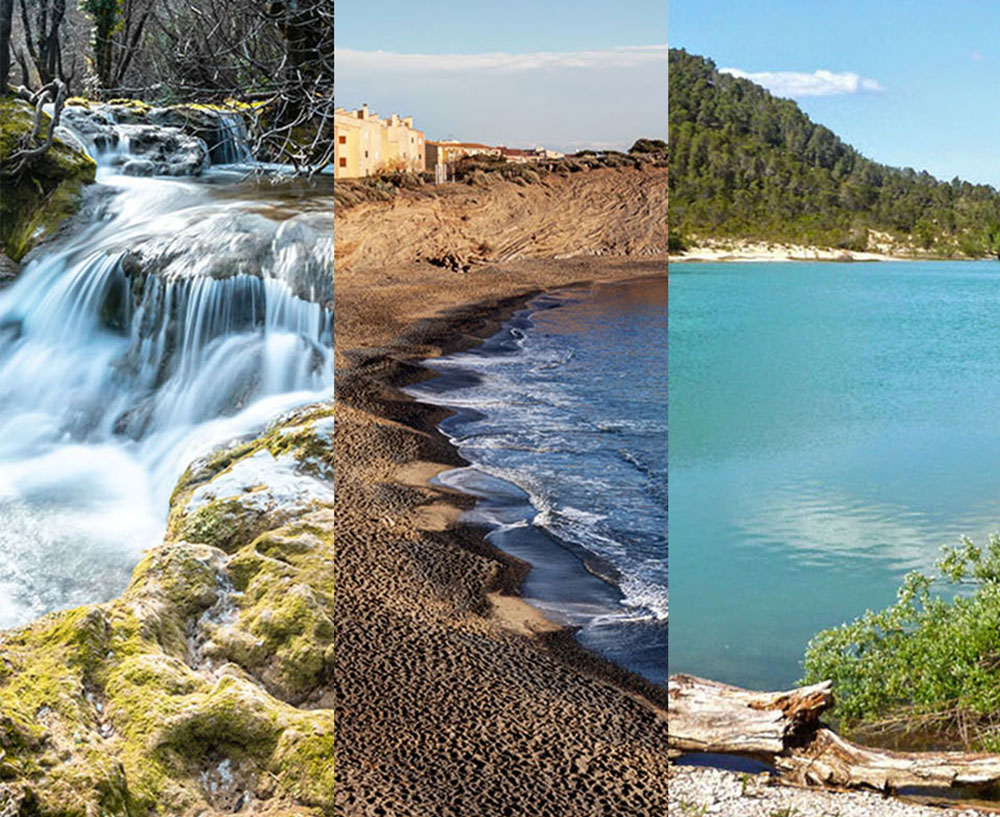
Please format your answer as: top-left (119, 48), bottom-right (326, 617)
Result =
top-left (669, 260), bottom-right (1000, 690)
top-left (406, 276), bottom-right (668, 685)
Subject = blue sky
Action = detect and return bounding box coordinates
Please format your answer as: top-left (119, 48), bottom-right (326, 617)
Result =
top-left (336, 1), bottom-right (667, 152)
top-left (671, 0), bottom-right (1000, 187)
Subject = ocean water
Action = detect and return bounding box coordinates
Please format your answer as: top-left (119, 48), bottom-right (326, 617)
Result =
top-left (670, 260), bottom-right (1000, 690)
top-left (405, 277), bottom-right (667, 685)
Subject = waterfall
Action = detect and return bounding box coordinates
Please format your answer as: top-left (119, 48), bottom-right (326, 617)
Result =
top-left (58, 104), bottom-right (257, 173)
top-left (212, 112), bottom-right (254, 165)
top-left (0, 153), bottom-right (332, 628)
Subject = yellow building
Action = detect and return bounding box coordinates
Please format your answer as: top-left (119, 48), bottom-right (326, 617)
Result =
top-left (425, 140), bottom-right (502, 171)
top-left (334, 105), bottom-right (425, 179)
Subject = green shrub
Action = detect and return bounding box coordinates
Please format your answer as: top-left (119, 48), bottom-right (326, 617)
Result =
top-left (802, 534), bottom-right (1000, 748)
top-left (629, 138), bottom-right (668, 154)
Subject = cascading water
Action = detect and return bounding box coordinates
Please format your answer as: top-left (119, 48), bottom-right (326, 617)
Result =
top-left (213, 112), bottom-right (255, 165)
top-left (0, 112), bottom-right (333, 628)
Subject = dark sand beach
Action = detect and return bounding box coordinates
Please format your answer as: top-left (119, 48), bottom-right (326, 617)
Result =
top-left (333, 255), bottom-right (669, 815)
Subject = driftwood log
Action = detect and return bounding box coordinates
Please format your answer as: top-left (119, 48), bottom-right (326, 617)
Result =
top-left (669, 674), bottom-right (1000, 792)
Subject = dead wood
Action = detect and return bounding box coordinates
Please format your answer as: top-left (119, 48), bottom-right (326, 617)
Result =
top-left (669, 674), bottom-right (1000, 793)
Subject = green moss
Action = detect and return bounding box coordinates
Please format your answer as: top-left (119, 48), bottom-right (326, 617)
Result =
top-left (174, 498), bottom-right (267, 553)
top-left (227, 548), bottom-right (267, 591)
top-left (0, 607), bottom-right (110, 734)
top-left (130, 546), bottom-right (221, 617)
top-left (271, 725), bottom-right (335, 804)
top-left (257, 408), bottom-right (334, 476)
top-left (155, 676), bottom-right (283, 760)
top-left (169, 440), bottom-right (259, 506)
top-left (206, 546), bottom-right (332, 701)
top-left (0, 99), bottom-right (96, 261)
top-left (0, 403), bottom-right (336, 815)
top-left (183, 101), bottom-right (262, 113)
top-left (105, 98), bottom-right (152, 114)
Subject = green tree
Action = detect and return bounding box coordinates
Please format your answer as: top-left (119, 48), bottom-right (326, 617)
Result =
top-left (988, 223), bottom-right (1000, 260)
top-left (913, 217), bottom-right (936, 250)
top-left (668, 49), bottom-right (1000, 255)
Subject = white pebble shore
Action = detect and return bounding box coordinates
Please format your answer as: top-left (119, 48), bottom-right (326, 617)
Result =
top-left (669, 764), bottom-right (996, 816)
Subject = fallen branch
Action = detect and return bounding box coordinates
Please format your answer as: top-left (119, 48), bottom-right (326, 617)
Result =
top-left (6, 78), bottom-right (67, 172)
top-left (669, 674), bottom-right (1000, 793)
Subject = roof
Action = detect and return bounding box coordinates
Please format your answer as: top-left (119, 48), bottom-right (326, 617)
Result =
top-left (428, 141), bottom-right (497, 149)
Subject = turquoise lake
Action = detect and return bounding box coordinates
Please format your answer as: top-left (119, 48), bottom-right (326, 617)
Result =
top-left (669, 260), bottom-right (1000, 690)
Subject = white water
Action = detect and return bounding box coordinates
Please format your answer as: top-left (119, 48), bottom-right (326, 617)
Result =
top-left (213, 113), bottom-right (255, 165)
top-left (0, 120), bottom-right (333, 628)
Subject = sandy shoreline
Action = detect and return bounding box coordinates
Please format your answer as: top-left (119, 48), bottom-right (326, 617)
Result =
top-left (333, 256), bottom-right (668, 815)
top-left (671, 239), bottom-right (954, 263)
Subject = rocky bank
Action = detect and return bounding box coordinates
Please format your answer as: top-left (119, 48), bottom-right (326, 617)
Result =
top-left (0, 404), bottom-right (335, 815)
top-left (0, 98), bottom-right (96, 264)
top-left (1, 96), bottom-right (264, 275)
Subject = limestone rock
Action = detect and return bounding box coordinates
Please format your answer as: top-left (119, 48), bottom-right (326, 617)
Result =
top-left (0, 404), bottom-right (336, 815)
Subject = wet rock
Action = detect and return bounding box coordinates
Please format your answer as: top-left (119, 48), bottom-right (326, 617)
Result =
top-left (106, 100), bottom-right (152, 124)
top-left (0, 252), bottom-right (19, 285)
top-left (60, 104), bottom-right (119, 153)
top-left (124, 209), bottom-right (332, 302)
top-left (148, 105), bottom-right (221, 134)
top-left (52, 125), bottom-right (89, 158)
top-left (147, 106), bottom-right (253, 164)
top-left (122, 159), bottom-right (156, 177)
top-left (58, 105), bottom-right (210, 176)
top-left (273, 214), bottom-right (334, 302)
top-left (118, 124), bottom-right (209, 176)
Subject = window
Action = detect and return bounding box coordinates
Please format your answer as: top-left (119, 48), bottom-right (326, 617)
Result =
top-left (339, 158), bottom-right (347, 167)
top-left (339, 135), bottom-right (346, 144)
top-left (365, 150), bottom-right (369, 158)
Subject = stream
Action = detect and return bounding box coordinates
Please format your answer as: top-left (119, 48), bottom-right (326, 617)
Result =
top-left (0, 109), bottom-right (333, 628)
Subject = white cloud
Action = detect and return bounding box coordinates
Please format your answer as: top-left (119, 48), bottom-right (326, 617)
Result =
top-left (719, 67), bottom-right (884, 98)
top-left (335, 45), bottom-right (668, 74)
top-left (335, 44), bottom-right (666, 153)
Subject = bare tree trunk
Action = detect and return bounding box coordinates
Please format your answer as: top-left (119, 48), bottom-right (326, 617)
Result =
top-left (0, 0), bottom-right (13, 92)
top-left (669, 674), bottom-right (1000, 793)
top-left (16, 0), bottom-right (66, 87)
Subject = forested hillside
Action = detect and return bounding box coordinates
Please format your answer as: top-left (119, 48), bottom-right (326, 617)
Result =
top-left (669, 49), bottom-right (1000, 257)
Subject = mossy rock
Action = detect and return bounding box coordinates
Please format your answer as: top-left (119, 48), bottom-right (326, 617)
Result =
top-left (0, 403), bottom-right (334, 815)
top-left (0, 98), bottom-right (97, 262)
top-left (174, 497), bottom-right (269, 553)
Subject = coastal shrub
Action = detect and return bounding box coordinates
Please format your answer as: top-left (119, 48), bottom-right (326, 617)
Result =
top-left (629, 138), bottom-right (668, 154)
top-left (802, 534), bottom-right (1000, 748)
